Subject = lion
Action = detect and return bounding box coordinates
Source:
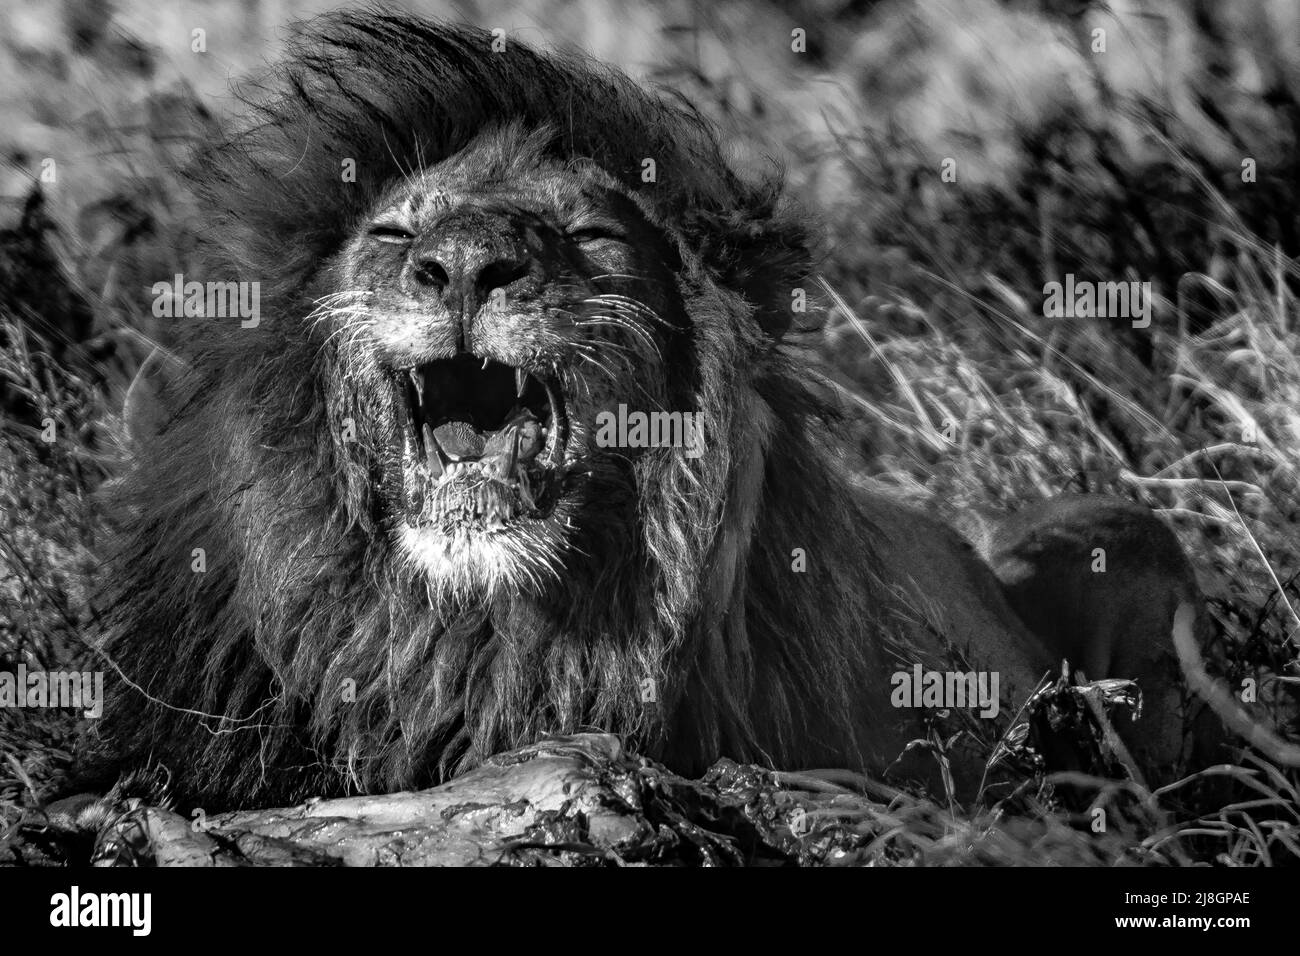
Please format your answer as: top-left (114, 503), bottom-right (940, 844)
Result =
top-left (96, 11), bottom-right (1215, 808)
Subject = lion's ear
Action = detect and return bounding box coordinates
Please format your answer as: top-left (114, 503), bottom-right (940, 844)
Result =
top-left (684, 207), bottom-right (810, 342)
top-left (733, 239), bottom-right (809, 341)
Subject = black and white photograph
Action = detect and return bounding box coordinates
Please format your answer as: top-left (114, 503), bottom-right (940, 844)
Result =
top-left (0, 0), bottom-right (1295, 919)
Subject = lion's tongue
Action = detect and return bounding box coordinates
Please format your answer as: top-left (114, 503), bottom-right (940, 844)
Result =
top-left (433, 409), bottom-right (544, 478)
top-left (433, 421), bottom-right (485, 460)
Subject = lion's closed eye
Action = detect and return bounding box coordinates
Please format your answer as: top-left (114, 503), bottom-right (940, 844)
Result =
top-left (368, 223), bottom-right (416, 243)
top-left (568, 224), bottom-right (627, 245)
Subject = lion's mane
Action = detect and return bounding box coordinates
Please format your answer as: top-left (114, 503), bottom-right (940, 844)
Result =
top-left (101, 11), bottom-right (892, 806)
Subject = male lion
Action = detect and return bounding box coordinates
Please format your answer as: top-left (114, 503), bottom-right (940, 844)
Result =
top-left (99, 11), bottom-right (1212, 807)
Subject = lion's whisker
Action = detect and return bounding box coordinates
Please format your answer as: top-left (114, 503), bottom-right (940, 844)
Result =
top-left (582, 294), bottom-right (670, 326)
top-left (574, 315), bottom-right (662, 359)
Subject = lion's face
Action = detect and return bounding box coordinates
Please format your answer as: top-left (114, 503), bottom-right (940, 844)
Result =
top-left (326, 126), bottom-right (689, 592)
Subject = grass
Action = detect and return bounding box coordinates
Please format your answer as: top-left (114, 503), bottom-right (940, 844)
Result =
top-left (1, 0), bottom-right (1299, 865)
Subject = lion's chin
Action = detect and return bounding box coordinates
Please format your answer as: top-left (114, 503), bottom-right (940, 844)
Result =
top-left (394, 518), bottom-right (571, 595)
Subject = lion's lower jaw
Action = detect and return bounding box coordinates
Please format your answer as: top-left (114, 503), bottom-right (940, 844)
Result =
top-left (394, 520), bottom-right (570, 596)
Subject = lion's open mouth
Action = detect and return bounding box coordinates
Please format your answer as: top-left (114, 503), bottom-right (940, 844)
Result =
top-left (392, 355), bottom-right (569, 531)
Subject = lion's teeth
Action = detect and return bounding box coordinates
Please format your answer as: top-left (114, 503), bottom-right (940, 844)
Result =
top-left (542, 421), bottom-right (558, 466)
top-left (515, 368), bottom-right (527, 398)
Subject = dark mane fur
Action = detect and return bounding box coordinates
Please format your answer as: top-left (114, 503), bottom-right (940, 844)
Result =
top-left (100, 11), bottom-right (896, 807)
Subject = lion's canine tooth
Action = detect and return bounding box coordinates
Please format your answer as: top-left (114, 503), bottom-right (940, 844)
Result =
top-left (515, 368), bottom-right (526, 397)
top-left (422, 423), bottom-right (444, 479)
top-left (427, 424), bottom-right (452, 466)
top-left (506, 428), bottom-right (519, 477)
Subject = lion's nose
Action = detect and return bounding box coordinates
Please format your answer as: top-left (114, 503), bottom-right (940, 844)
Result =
top-left (408, 227), bottom-right (532, 325)
top-left (411, 254), bottom-right (530, 306)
